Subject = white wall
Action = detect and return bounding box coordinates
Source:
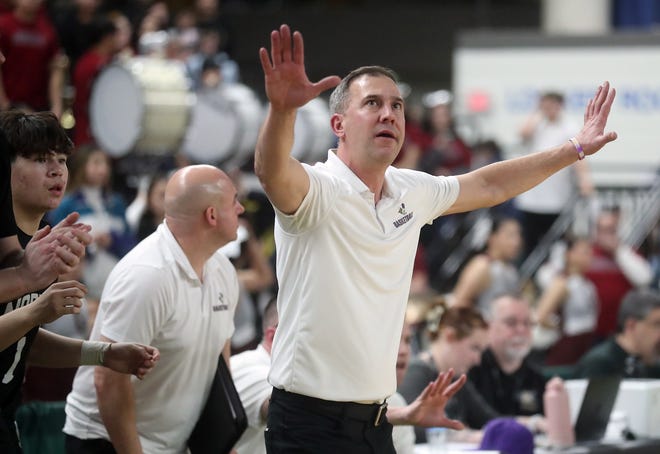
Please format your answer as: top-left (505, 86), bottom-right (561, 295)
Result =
top-left (453, 40), bottom-right (660, 187)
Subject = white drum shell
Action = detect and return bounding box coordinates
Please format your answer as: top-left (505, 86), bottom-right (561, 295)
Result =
top-left (90, 57), bottom-right (192, 157)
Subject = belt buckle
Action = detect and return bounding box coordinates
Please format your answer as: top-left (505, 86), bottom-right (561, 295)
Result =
top-left (374, 402), bottom-right (387, 427)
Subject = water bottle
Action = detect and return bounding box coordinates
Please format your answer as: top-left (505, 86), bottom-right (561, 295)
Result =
top-left (544, 376), bottom-right (575, 448)
top-left (426, 427), bottom-right (448, 453)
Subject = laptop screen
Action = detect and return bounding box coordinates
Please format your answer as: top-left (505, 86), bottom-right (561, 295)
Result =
top-left (573, 375), bottom-right (622, 443)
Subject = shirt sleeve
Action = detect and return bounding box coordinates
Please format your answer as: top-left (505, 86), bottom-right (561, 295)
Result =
top-left (400, 170), bottom-right (460, 222)
top-left (231, 354), bottom-right (271, 428)
top-left (431, 175), bottom-right (460, 219)
top-left (463, 379), bottom-right (500, 429)
top-left (615, 246), bottom-right (653, 287)
top-left (274, 164), bottom-right (339, 234)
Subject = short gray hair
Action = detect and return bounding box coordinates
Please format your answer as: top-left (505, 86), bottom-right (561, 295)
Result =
top-left (328, 65), bottom-right (399, 115)
top-left (484, 293), bottom-right (526, 322)
top-left (262, 296), bottom-right (279, 332)
top-left (617, 289), bottom-right (660, 333)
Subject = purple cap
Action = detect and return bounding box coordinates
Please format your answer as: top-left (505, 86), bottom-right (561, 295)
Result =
top-left (478, 417), bottom-right (534, 454)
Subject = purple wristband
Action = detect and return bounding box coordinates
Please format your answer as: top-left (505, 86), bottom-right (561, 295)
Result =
top-left (569, 137), bottom-right (585, 160)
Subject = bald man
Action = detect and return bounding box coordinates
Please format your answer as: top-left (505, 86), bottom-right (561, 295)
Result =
top-left (64, 165), bottom-right (245, 454)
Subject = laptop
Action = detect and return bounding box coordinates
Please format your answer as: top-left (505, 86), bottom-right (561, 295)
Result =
top-left (573, 375), bottom-right (622, 443)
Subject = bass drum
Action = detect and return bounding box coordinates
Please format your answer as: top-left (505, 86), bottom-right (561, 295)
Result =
top-left (291, 97), bottom-right (335, 163)
top-left (181, 83), bottom-right (264, 166)
top-left (90, 57), bottom-right (192, 158)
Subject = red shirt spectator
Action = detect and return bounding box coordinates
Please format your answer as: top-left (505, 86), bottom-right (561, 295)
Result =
top-left (0, 5), bottom-right (61, 113)
top-left (72, 15), bottom-right (117, 146)
top-left (73, 50), bottom-right (110, 145)
top-left (585, 210), bottom-right (653, 338)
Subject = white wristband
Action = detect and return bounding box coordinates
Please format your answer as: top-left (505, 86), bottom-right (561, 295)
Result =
top-left (80, 340), bottom-right (111, 366)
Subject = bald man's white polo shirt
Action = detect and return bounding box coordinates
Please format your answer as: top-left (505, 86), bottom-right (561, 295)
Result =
top-left (269, 150), bottom-right (459, 402)
top-left (64, 222), bottom-right (239, 454)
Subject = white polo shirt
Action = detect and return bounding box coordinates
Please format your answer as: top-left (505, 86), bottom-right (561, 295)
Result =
top-left (231, 345), bottom-right (271, 454)
top-left (64, 222), bottom-right (239, 454)
top-left (269, 150), bottom-right (459, 402)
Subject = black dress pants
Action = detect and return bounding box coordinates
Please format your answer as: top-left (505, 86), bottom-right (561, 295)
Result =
top-left (65, 434), bottom-right (117, 454)
top-left (265, 388), bottom-right (395, 454)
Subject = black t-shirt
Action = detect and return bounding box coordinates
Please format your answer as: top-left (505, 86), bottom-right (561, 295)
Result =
top-left (468, 348), bottom-right (548, 416)
top-left (0, 129), bottom-right (16, 239)
top-left (0, 223), bottom-right (50, 418)
top-left (574, 337), bottom-right (660, 379)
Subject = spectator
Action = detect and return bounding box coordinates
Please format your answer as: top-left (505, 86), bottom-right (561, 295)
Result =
top-left (135, 2), bottom-right (170, 57)
top-left (6, 110), bottom-right (91, 402)
top-left (586, 207), bottom-right (653, 340)
top-left (515, 92), bottom-right (593, 260)
top-left (53, 0), bottom-right (102, 73)
top-left (0, 110), bottom-right (158, 454)
top-left (171, 7), bottom-right (199, 54)
top-left (48, 144), bottom-right (136, 300)
top-left (72, 15), bottom-right (118, 146)
top-left (399, 305), bottom-right (493, 441)
top-left (574, 289), bottom-right (660, 378)
top-left (193, 0), bottom-right (234, 55)
top-left (0, 48), bottom-right (92, 324)
top-left (186, 25), bottom-right (240, 89)
top-left (417, 90), bottom-right (471, 177)
top-left (107, 10), bottom-right (134, 60)
top-left (469, 295), bottom-right (547, 421)
top-left (0, 0), bottom-right (66, 117)
top-left (451, 217), bottom-right (523, 315)
top-left (392, 88), bottom-right (430, 170)
top-left (536, 236), bottom-right (599, 366)
top-left (135, 173), bottom-right (169, 241)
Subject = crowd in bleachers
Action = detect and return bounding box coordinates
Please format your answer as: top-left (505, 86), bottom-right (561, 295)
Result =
top-left (1, 1), bottom-right (660, 452)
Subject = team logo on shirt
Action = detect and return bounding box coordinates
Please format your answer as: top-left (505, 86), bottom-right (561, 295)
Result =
top-left (213, 293), bottom-right (229, 312)
top-left (518, 390), bottom-right (540, 413)
top-left (3, 292), bottom-right (40, 314)
top-left (393, 203), bottom-right (413, 228)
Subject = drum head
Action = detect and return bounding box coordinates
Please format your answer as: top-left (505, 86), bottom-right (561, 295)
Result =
top-left (90, 64), bottom-right (143, 157)
top-left (292, 97), bottom-right (334, 163)
top-left (182, 83), bottom-right (264, 165)
top-left (182, 89), bottom-right (240, 163)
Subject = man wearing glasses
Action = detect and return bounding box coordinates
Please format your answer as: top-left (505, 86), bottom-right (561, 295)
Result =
top-left (469, 295), bottom-right (547, 427)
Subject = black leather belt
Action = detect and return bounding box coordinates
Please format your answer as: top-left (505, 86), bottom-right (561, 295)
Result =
top-left (272, 387), bottom-right (388, 427)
